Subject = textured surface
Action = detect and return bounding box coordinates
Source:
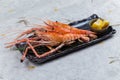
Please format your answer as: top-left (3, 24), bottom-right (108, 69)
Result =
top-left (0, 0), bottom-right (120, 80)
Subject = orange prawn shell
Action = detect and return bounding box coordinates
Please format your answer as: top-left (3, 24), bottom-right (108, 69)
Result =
top-left (35, 30), bottom-right (84, 43)
top-left (45, 20), bottom-right (96, 35)
top-left (35, 31), bottom-right (63, 46)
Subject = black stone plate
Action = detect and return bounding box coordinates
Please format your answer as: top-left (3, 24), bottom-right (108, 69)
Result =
top-left (16, 14), bottom-right (116, 64)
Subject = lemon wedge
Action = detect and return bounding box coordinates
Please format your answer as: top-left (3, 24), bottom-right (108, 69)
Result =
top-left (91, 19), bottom-right (109, 31)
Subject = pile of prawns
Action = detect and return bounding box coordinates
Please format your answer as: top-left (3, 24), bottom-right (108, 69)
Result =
top-left (6, 20), bottom-right (97, 62)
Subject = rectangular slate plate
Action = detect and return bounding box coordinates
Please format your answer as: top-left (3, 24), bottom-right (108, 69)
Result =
top-left (16, 14), bottom-right (116, 64)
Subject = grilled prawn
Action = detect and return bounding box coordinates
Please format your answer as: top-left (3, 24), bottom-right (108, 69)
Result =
top-left (6, 20), bottom-right (97, 62)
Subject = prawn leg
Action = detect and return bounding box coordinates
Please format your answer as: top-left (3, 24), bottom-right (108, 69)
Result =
top-left (21, 43), bottom-right (43, 62)
top-left (46, 45), bottom-right (62, 52)
top-left (78, 39), bottom-right (83, 43)
top-left (5, 37), bottom-right (39, 48)
top-left (37, 43), bottom-right (64, 58)
top-left (27, 41), bottom-right (64, 58)
top-left (46, 45), bottom-right (53, 50)
top-left (22, 38), bottom-right (64, 62)
top-left (15, 27), bottom-right (45, 40)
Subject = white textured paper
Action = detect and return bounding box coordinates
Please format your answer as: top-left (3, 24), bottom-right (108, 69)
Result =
top-left (0, 0), bottom-right (120, 80)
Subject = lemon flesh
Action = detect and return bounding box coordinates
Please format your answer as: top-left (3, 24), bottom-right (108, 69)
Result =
top-left (91, 19), bottom-right (109, 31)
